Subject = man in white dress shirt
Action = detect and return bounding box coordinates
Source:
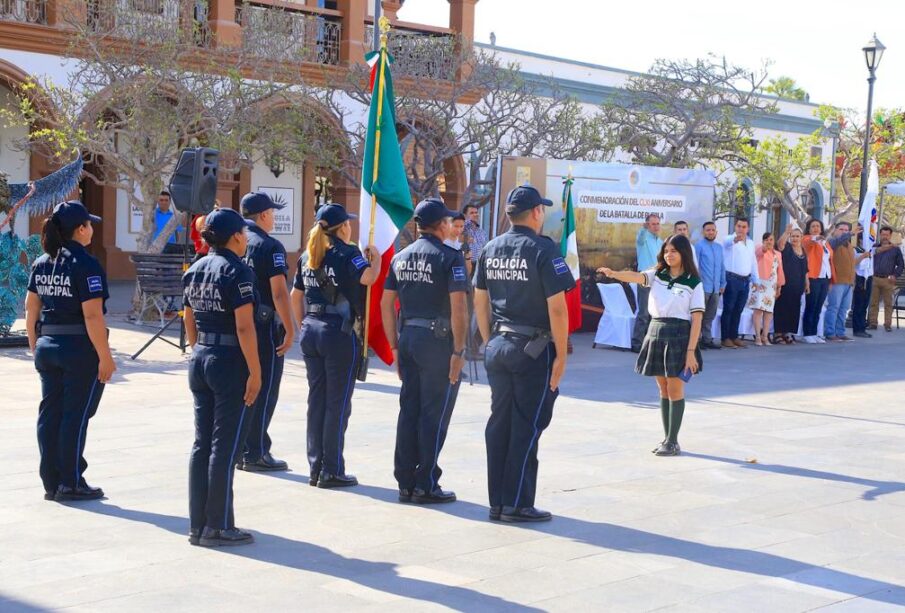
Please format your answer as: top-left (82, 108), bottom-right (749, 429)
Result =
top-left (720, 218), bottom-right (759, 348)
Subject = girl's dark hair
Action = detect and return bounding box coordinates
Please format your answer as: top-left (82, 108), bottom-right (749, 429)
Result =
top-left (201, 225), bottom-right (230, 250)
top-left (762, 232), bottom-right (773, 241)
top-left (656, 234), bottom-right (700, 279)
top-left (41, 216), bottom-right (77, 257)
top-left (806, 218), bottom-right (825, 235)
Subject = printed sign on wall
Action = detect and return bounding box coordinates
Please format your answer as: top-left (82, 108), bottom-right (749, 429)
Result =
top-left (256, 186), bottom-right (294, 235)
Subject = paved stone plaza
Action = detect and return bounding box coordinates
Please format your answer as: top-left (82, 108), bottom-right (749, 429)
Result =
top-left (2, 300), bottom-right (905, 611)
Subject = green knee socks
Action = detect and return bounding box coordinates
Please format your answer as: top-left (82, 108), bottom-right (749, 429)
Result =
top-left (660, 397), bottom-right (670, 438)
top-left (667, 399), bottom-right (685, 444)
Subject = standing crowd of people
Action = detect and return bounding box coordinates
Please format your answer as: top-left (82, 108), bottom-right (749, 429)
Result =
top-left (629, 213), bottom-right (903, 351)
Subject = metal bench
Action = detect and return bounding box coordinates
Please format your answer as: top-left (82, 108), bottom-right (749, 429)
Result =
top-left (130, 253), bottom-right (185, 327)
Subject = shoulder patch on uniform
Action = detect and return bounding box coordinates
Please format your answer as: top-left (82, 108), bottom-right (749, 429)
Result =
top-left (87, 275), bottom-right (103, 293)
top-left (273, 252), bottom-right (286, 268)
top-left (552, 257), bottom-right (569, 276)
top-left (351, 255), bottom-right (368, 270)
top-left (452, 266), bottom-right (466, 282)
top-left (238, 282), bottom-right (254, 298)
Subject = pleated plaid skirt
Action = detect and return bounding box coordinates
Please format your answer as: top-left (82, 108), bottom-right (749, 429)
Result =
top-left (635, 317), bottom-right (703, 378)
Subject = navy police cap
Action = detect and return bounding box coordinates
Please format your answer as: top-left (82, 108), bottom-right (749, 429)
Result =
top-left (316, 203), bottom-right (357, 227)
top-left (241, 191), bottom-right (284, 216)
top-left (205, 207), bottom-right (251, 241)
top-left (506, 185), bottom-right (553, 212)
top-left (414, 197), bottom-right (457, 226)
top-left (52, 201), bottom-right (102, 232)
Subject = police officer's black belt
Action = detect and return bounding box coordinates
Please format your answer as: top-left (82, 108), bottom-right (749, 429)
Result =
top-left (38, 323), bottom-right (88, 336)
top-left (404, 317), bottom-right (447, 330)
top-left (306, 303), bottom-right (344, 317)
top-left (494, 322), bottom-right (550, 338)
top-left (196, 332), bottom-right (240, 347)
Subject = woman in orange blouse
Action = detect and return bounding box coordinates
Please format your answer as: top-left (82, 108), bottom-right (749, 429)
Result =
top-left (747, 232), bottom-right (786, 345)
top-left (800, 218), bottom-right (833, 343)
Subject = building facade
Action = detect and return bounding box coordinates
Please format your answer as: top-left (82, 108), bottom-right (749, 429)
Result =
top-left (1, 0), bottom-right (829, 279)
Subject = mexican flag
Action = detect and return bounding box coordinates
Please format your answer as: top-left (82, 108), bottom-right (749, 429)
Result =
top-left (561, 177), bottom-right (582, 333)
top-left (359, 47), bottom-right (414, 365)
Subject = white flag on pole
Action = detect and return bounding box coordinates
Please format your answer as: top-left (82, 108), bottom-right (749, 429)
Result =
top-left (859, 160), bottom-right (879, 251)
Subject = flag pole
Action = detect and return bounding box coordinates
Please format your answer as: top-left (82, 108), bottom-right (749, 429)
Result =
top-left (362, 16), bottom-right (391, 364)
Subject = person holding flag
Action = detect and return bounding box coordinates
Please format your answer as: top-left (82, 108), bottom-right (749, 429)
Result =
top-left (358, 16), bottom-right (416, 373)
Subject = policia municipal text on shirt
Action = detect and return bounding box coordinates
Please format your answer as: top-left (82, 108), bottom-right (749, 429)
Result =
top-left (236, 192), bottom-right (296, 473)
top-left (290, 203), bottom-right (381, 489)
top-left (474, 185), bottom-right (575, 523)
top-left (380, 198), bottom-right (469, 505)
top-left (182, 208), bottom-right (263, 547)
top-left (25, 201), bottom-right (116, 502)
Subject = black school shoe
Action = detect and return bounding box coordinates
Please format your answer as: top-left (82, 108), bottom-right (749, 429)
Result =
top-left (654, 442), bottom-right (680, 456)
top-left (316, 473), bottom-right (358, 489)
top-left (54, 484), bottom-right (104, 501)
top-left (238, 453), bottom-right (289, 472)
top-left (500, 506), bottom-right (552, 523)
top-left (44, 490), bottom-right (56, 501)
top-left (198, 527), bottom-right (254, 547)
top-left (489, 506), bottom-right (502, 521)
top-left (398, 488), bottom-right (413, 503)
top-left (188, 529), bottom-right (202, 546)
top-left (411, 487), bottom-right (456, 504)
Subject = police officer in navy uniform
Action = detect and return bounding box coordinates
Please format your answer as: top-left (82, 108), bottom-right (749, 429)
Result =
top-left (380, 198), bottom-right (468, 504)
top-left (236, 192), bottom-right (295, 472)
top-left (474, 185), bottom-right (574, 523)
top-left (290, 203), bottom-right (380, 488)
top-left (183, 208), bottom-right (262, 547)
top-left (25, 201), bottom-right (116, 502)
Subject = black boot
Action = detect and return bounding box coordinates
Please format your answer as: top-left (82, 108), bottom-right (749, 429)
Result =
top-left (198, 527), bottom-right (254, 547)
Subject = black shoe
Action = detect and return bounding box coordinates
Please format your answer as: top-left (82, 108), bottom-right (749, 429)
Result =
top-left (854, 331), bottom-right (872, 338)
top-left (188, 528), bottom-right (202, 546)
top-left (651, 439), bottom-right (666, 454)
top-left (654, 442), bottom-right (679, 456)
top-left (316, 473), bottom-right (358, 488)
top-left (489, 506), bottom-right (502, 521)
top-left (500, 506), bottom-right (552, 523)
top-left (54, 484), bottom-right (104, 501)
top-left (44, 490), bottom-right (56, 501)
top-left (198, 527), bottom-right (254, 547)
top-left (238, 453), bottom-right (289, 472)
top-left (308, 473), bottom-right (319, 487)
top-left (398, 488), bottom-right (413, 503)
top-left (412, 487), bottom-right (456, 504)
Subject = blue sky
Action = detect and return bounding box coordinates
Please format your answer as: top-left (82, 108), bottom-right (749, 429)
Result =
top-left (398, 0), bottom-right (904, 114)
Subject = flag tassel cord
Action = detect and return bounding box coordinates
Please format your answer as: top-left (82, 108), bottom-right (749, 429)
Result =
top-left (362, 18), bottom-right (390, 363)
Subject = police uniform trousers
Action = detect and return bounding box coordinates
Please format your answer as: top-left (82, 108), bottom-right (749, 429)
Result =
top-left (242, 320), bottom-right (285, 461)
top-left (34, 335), bottom-right (105, 493)
top-left (484, 332), bottom-right (558, 509)
top-left (300, 313), bottom-right (359, 477)
top-left (394, 327), bottom-right (460, 492)
top-left (188, 342), bottom-right (252, 532)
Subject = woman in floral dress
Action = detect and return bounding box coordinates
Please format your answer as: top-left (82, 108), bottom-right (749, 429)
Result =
top-left (747, 232), bottom-right (785, 346)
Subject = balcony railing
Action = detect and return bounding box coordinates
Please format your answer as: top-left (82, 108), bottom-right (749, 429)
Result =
top-left (87, 0), bottom-right (191, 44)
top-left (239, 3), bottom-right (341, 66)
top-left (0, 0), bottom-right (46, 24)
top-left (365, 27), bottom-right (458, 80)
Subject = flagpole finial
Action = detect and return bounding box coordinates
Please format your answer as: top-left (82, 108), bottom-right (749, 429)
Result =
top-left (378, 15), bottom-right (390, 49)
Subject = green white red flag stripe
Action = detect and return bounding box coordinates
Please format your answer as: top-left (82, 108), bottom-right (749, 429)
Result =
top-left (359, 48), bottom-right (414, 365)
top-left (561, 177), bottom-right (582, 333)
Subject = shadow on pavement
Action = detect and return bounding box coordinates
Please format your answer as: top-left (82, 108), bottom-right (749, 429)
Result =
top-left (0, 595), bottom-right (51, 612)
top-left (682, 452), bottom-right (905, 501)
top-left (66, 501), bottom-right (540, 612)
top-left (325, 484), bottom-right (905, 606)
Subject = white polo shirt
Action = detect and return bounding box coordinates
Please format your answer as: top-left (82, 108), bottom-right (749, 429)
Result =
top-left (641, 268), bottom-right (706, 321)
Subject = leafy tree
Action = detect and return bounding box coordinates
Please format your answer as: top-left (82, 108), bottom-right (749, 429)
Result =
top-left (600, 55), bottom-right (777, 169)
top-left (0, 2), bottom-right (326, 253)
top-left (316, 36), bottom-right (613, 212)
top-left (765, 76), bottom-right (809, 101)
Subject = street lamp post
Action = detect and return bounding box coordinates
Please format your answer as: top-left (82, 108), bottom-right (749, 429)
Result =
top-left (859, 33), bottom-right (885, 206)
top-left (822, 119), bottom-right (840, 212)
